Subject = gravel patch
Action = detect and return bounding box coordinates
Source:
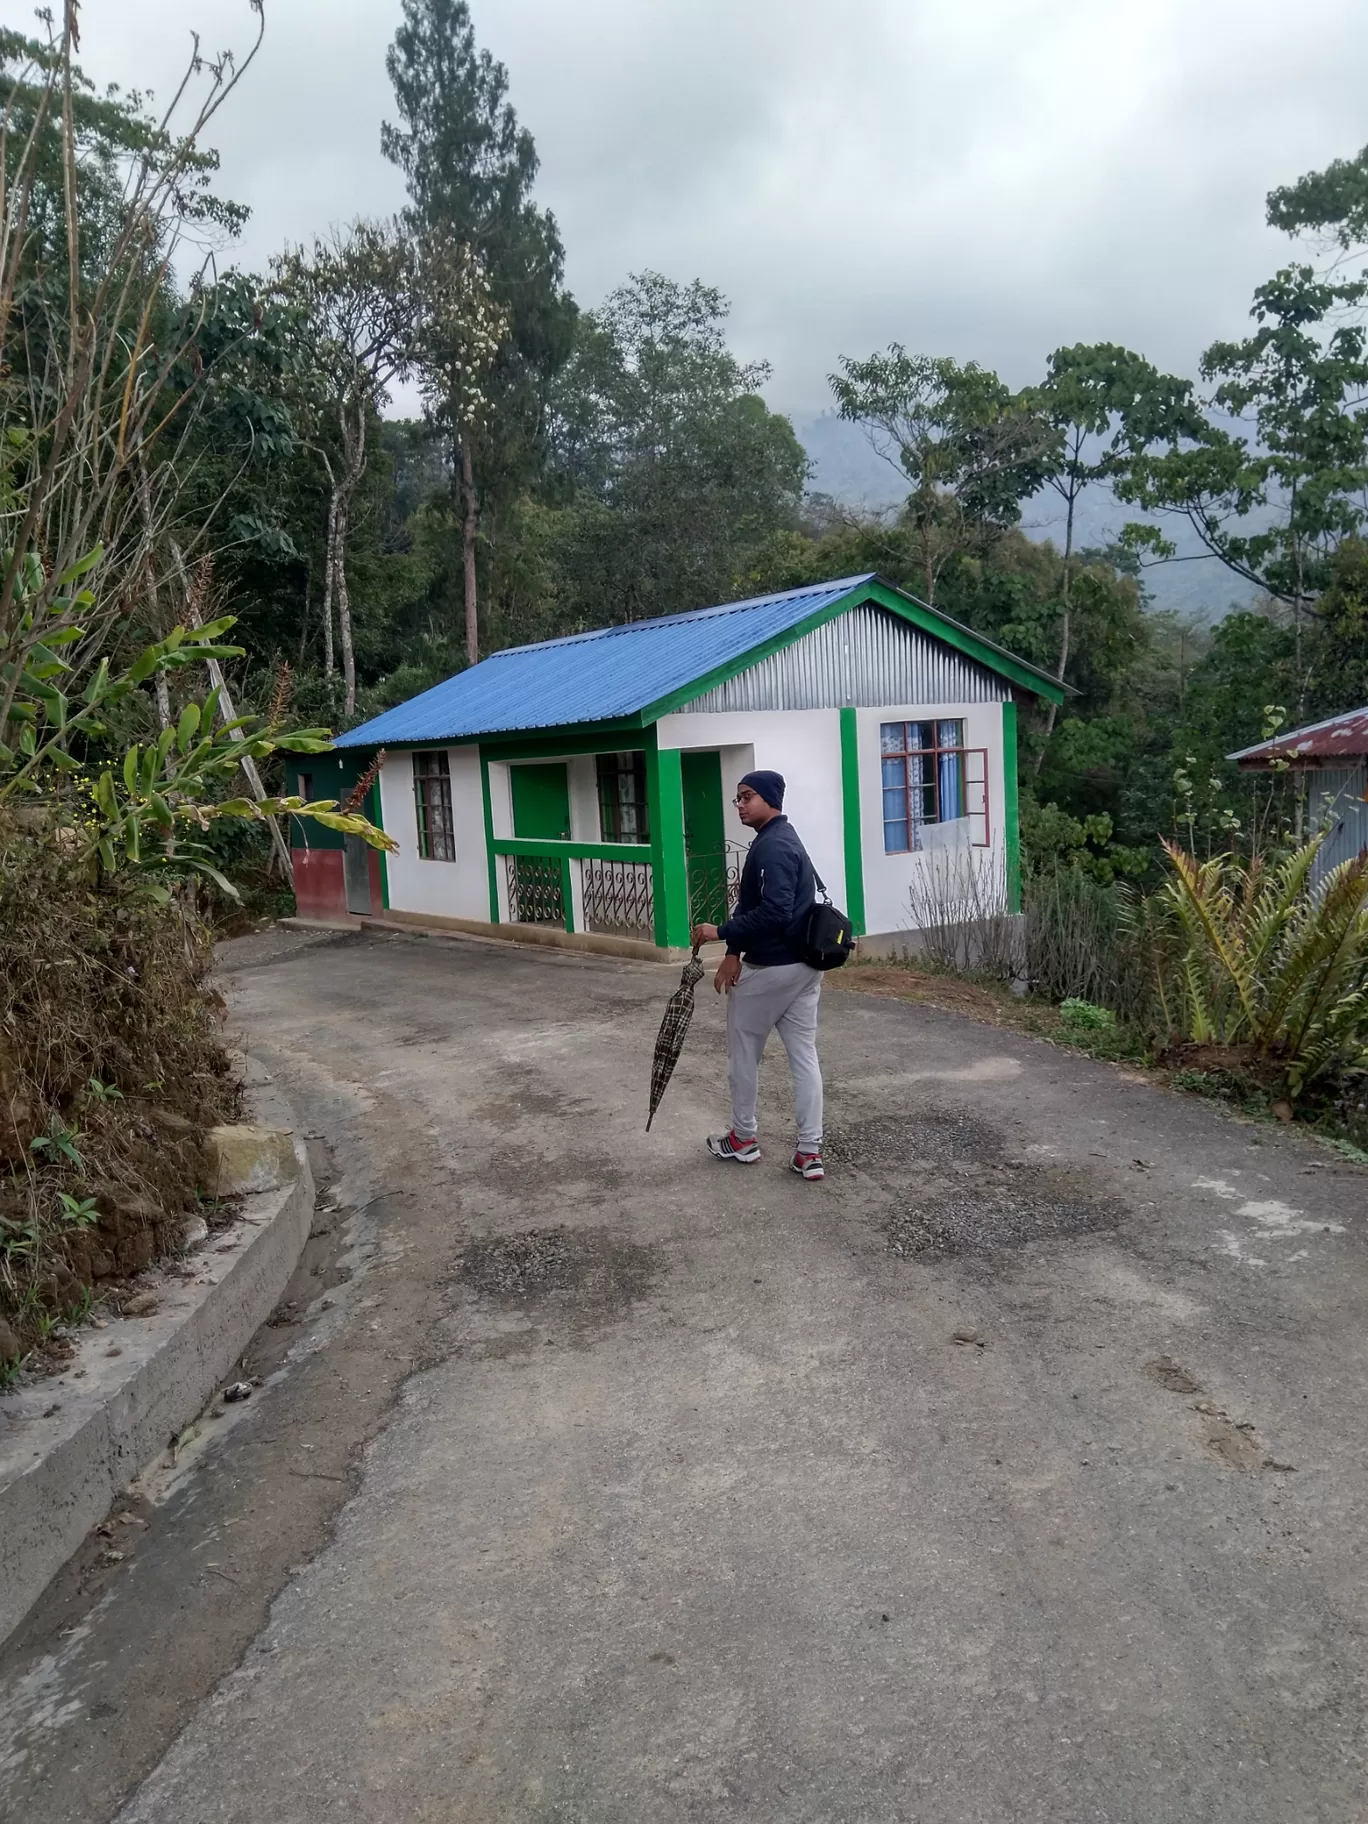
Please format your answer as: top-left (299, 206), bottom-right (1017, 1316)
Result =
top-left (457, 1225), bottom-right (660, 1327)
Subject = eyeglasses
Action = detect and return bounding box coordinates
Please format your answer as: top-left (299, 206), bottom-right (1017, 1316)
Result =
top-left (732, 791), bottom-right (757, 805)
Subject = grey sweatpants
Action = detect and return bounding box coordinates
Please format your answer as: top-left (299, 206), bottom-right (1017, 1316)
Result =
top-left (726, 960), bottom-right (824, 1152)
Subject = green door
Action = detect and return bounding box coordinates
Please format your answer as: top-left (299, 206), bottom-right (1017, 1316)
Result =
top-left (508, 763), bottom-right (571, 927)
top-left (510, 763), bottom-right (571, 840)
top-left (681, 750), bottom-right (729, 925)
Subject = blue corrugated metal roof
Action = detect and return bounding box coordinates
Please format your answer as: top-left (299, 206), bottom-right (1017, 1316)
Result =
top-left (335, 576), bottom-right (875, 746)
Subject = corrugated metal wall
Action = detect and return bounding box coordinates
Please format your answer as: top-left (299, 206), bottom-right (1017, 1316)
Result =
top-left (681, 604), bottom-right (1010, 712)
top-left (1312, 767), bottom-right (1368, 877)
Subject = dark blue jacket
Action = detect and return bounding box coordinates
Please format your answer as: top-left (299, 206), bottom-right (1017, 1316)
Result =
top-left (717, 815), bottom-right (816, 966)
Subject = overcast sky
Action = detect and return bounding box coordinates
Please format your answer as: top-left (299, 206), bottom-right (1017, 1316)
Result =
top-left (73, 0), bottom-right (1368, 417)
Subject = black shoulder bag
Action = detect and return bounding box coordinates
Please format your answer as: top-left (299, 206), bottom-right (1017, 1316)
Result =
top-left (803, 869), bottom-right (854, 971)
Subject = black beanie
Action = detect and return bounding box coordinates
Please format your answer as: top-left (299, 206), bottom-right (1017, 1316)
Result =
top-left (740, 770), bottom-right (785, 810)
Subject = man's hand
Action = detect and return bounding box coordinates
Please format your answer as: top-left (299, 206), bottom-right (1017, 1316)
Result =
top-left (691, 922), bottom-right (720, 945)
top-left (713, 953), bottom-right (742, 995)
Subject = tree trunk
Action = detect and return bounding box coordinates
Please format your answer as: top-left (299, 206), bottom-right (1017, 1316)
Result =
top-left (335, 493), bottom-right (356, 716)
top-left (461, 438), bottom-right (479, 666)
top-left (169, 539), bottom-right (295, 890)
top-left (321, 488), bottom-right (338, 677)
top-left (1032, 487), bottom-right (1076, 773)
top-left (134, 436), bottom-right (172, 731)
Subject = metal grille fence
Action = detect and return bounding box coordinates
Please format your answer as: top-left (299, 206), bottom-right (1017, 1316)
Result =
top-left (506, 854), bottom-right (565, 927)
top-left (687, 843), bottom-right (745, 927)
top-left (582, 857), bottom-right (654, 937)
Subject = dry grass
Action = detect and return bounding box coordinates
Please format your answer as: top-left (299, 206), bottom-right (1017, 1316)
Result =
top-left (0, 818), bottom-right (238, 1363)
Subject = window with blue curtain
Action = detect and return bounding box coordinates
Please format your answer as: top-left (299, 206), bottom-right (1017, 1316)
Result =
top-left (880, 720), bottom-right (965, 852)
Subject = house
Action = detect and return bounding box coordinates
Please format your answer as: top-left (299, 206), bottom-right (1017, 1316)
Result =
top-left (1230, 706), bottom-right (1368, 876)
top-left (289, 573), bottom-right (1066, 958)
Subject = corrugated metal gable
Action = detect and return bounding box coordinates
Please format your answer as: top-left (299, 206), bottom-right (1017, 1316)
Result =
top-left (680, 603), bottom-right (1010, 712)
top-left (335, 577), bottom-right (873, 747)
top-left (1311, 766), bottom-right (1368, 879)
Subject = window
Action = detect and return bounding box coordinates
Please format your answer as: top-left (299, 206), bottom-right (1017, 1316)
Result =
top-left (296, 772), bottom-right (312, 801)
top-left (412, 751), bottom-right (455, 861)
top-left (596, 751), bottom-right (650, 844)
top-left (881, 720), bottom-right (967, 853)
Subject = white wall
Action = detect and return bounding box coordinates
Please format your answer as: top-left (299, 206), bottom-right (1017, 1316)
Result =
top-left (656, 709), bottom-right (846, 906)
top-left (568, 754), bottom-right (600, 841)
top-left (856, 700), bottom-right (1008, 939)
top-left (378, 746), bottom-right (491, 921)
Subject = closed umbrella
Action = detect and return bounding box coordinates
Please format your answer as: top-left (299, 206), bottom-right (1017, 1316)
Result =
top-left (646, 945), bottom-right (706, 1130)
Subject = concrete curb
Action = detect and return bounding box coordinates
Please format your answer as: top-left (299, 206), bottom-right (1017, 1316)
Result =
top-left (0, 1072), bottom-right (314, 1648)
top-left (281, 910), bottom-right (693, 963)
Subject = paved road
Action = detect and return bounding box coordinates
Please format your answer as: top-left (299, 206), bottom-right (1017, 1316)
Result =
top-left (5, 927), bottom-right (1368, 1822)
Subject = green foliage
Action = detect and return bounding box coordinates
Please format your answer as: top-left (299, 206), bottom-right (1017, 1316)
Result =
top-left (540, 273), bottom-right (807, 625)
top-left (1267, 143), bottom-right (1368, 250)
top-left (828, 347), bottom-right (1052, 601)
top-left (0, 573), bottom-right (395, 896)
top-left (1118, 264), bottom-right (1368, 617)
top-left (383, 0), bottom-right (575, 505)
top-left (1157, 837), bottom-right (1368, 1095)
top-left (1059, 998), bottom-right (1116, 1032)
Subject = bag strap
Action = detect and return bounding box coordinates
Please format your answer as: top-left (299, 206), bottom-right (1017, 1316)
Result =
top-left (812, 866), bottom-right (832, 905)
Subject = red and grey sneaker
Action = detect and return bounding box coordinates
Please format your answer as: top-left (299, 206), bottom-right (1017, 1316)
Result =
top-left (707, 1130), bottom-right (761, 1164)
top-left (790, 1149), bottom-right (825, 1181)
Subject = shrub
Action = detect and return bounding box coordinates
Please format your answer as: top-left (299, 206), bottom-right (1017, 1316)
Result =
top-left (1156, 835), bottom-right (1368, 1097)
top-left (1060, 998), bottom-right (1116, 1031)
top-left (1023, 864), bottom-right (1157, 1025)
top-left (0, 819), bottom-right (237, 1357)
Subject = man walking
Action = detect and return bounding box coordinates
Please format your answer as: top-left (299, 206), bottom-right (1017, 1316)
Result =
top-left (690, 771), bottom-right (825, 1181)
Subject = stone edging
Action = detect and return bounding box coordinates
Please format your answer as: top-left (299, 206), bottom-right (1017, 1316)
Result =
top-left (0, 1070), bottom-right (314, 1647)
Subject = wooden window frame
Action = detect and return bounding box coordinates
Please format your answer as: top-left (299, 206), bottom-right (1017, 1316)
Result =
top-left (595, 750), bottom-right (650, 845)
top-left (880, 719), bottom-right (990, 852)
top-left (412, 750), bottom-right (456, 862)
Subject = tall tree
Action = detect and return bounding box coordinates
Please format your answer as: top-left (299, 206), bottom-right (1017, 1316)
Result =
top-left (382, 0), bottom-right (573, 664)
top-left (274, 223), bottom-right (417, 714)
top-left (828, 348), bottom-right (1052, 604)
top-left (1117, 264), bottom-right (1368, 710)
top-left (543, 272), bottom-right (807, 624)
top-left (1027, 343), bottom-right (1194, 756)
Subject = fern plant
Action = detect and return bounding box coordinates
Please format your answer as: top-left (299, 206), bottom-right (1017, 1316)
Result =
top-left (1157, 835), bottom-right (1368, 1096)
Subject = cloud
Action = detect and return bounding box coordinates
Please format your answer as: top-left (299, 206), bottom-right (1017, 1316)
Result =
top-left (75, 0), bottom-right (1368, 412)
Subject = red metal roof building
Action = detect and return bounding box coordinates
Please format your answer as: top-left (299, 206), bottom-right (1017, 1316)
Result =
top-left (1229, 708), bottom-right (1367, 876)
top-left (1230, 707), bottom-right (1368, 769)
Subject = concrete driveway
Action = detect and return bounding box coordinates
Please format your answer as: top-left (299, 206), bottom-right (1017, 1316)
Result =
top-left (6, 926), bottom-right (1368, 1822)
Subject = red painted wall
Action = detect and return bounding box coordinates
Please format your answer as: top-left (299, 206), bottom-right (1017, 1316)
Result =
top-left (292, 848), bottom-right (348, 921)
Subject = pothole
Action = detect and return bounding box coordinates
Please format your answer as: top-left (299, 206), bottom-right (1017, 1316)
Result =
top-left (457, 1225), bottom-right (659, 1326)
top-left (886, 1187), bottom-right (1116, 1259)
top-left (825, 1105), bottom-right (1006, 1171)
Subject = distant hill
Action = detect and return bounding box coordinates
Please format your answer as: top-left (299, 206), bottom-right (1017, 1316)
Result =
top-left (794, 411), bottom-right (1254, 622)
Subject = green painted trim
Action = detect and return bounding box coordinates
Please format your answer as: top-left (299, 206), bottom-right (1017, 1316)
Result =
top-left (337, 718), bottom-right (650, 756)
top-left (493, 837), bottom-right (652, 863)
top-left (369, 781), bottom-right (390, 910)
top-left (1002, 699), bottom-right (1022, 913)
top-left (839, 708), bottom-right (866, 935)
top-left (479, 751), bottom-right (499, 923)
top-left (417, 722), bottom-right (649, 761)
top-left (561, 856), bottom-right (575, 934)
top-left (646, 735), bottom-right (690, 948)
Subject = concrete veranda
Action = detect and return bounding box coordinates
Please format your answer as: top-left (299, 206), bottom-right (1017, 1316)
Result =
top-left (5, 924), bottom-right (1368, 1822)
